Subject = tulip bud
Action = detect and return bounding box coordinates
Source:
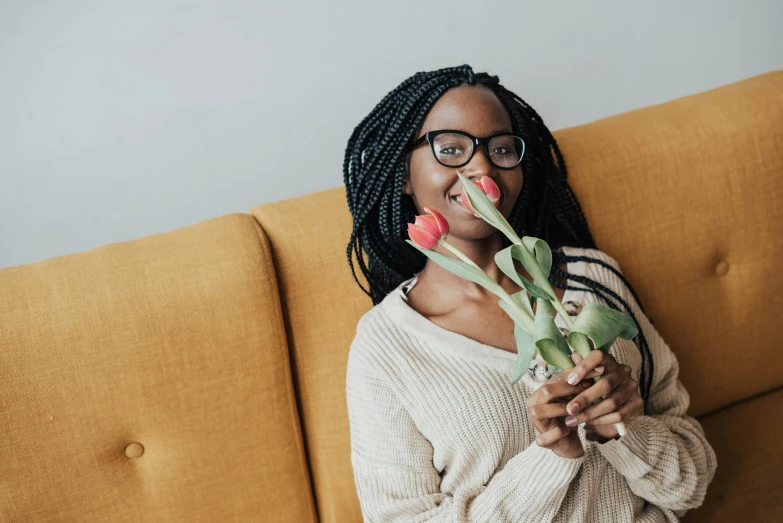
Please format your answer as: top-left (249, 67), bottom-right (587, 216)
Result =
top-left (407, 207), bottom-right (449, 250)
top-left (460, 177), bottom-right (501, 216)
top-left (480, 177), bottom-right (501, 205)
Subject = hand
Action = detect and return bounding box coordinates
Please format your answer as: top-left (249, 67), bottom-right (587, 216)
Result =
top-left (526, 366), bottom-right (605, 458)
top-left (563, 350), bottom-right (644, 441)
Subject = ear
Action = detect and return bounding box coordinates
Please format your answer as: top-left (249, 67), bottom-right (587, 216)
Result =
top-left (402, 156), bottom-right (413, 196)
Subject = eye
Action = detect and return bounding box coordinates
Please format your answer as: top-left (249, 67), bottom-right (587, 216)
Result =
top-left (438, 145), bottom-right (465, 156)
top-left (491, 146), bottom-right (513, 156)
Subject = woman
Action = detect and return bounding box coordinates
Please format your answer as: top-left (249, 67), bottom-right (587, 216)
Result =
top-left (343, 65), bottom-right (716, 522)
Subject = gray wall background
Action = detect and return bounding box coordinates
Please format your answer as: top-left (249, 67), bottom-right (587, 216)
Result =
top-left (2, 0), bottom-right (782, 269)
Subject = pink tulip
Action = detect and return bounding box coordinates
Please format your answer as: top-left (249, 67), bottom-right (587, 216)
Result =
top-left (407, 207), bottom-right (449, 250)
top-left (460, 177), bottom-right (501, 216)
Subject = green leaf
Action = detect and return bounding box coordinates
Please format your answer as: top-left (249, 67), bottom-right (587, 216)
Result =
top-left (495, 245), bottom-right (553, 301)
top-left (533, 297), bottom-right (575, 370)
top-left (518, 276), bottom-right (552, 300)
top-left (405, 240), bottom-right (495, 290)
top-left (494, 245), bottom-right (523, 285)
top-left (498, 298), bottom-right (533, 334)
top-left (520, 236), bottom-right (553, 277)
top-left (511, 322), bottom-right (536, 385)
top-left (510, 240), bottom-right (556, 299)
top-left (509, 290), bottom-right (534, 320)
top-left (567, 302), bottom-right (639, 357)
top-left (566, 331), bottom-right (594, 357)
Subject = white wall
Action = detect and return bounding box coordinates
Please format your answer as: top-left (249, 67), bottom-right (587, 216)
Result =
top-left (2, 0), bottom-right (782, 268)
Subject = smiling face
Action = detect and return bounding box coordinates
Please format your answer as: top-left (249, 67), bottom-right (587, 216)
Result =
top-left (402, 85), bottom-right (524, 242)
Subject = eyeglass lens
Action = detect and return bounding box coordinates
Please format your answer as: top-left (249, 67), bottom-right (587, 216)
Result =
top-left (431, 133), bottom-right (524, 168)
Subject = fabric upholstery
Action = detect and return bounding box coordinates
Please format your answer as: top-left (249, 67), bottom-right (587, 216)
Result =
top-left (685, 388), bottom-right (783, 522)
top-left (555, 70), bottom-right (783, 416)
top-left (250, 194), bottom-right (366, 523)
top-left (250, 70), bottom-right (783, 523)
top-left (0, 214), bottom-right (316, 522)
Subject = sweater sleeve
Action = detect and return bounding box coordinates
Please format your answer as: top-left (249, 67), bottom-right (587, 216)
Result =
top-left (346, 329), bottom-right (584, 522)
top-left (585, 249), bottom-right (718, 515)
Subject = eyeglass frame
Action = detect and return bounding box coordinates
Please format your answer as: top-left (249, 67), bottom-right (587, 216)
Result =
top-left (409, 129), bottom-right (526, 170)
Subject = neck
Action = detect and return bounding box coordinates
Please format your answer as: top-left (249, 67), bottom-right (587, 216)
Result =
top-left (418, 232), bottom-right (524, 300)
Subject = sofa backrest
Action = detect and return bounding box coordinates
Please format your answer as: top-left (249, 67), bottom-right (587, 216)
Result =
top-left (2, 70), bottom-right (781, 523)
top-left (250, 70), bottom-right (783, 523)
top-left (0, 214), bottom-right (316, 522)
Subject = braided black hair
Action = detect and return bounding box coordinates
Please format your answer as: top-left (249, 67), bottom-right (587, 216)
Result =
top-left (343, 64), bottom-right (655, 408)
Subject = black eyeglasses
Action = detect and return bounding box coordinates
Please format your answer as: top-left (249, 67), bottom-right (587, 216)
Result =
top-left (410, 129), bottom-right (526, 169)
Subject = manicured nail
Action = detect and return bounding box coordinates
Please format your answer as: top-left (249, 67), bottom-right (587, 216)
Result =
top-left (565, 416), bottom-right (577, 427)
top-left (535, 437), bottom-right (543, 445)
top-left (595, 366), bottom-right (605, 373)
top-left (568, 403), bottom-right (580, 415)
top-left (567, 373), bottom-right (579, 385)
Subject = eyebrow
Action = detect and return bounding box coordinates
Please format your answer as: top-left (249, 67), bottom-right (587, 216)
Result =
top-left (439, 128), bottom-right (513, 135)
top-left (417, 127), bottom-right (514, 138)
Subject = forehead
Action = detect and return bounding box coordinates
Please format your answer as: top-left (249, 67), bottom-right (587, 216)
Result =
top-left (418, 85), bottom-right (513, 136)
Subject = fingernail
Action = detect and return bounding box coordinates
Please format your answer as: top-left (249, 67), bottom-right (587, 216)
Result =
top-left (565, 416), bottom-right (577, 427)
top-left (567, 373), bottom-right (579, 385)
top-left (535, 437), bottom-right (543, 445)
top-left (595, 366), bottom-right (605, 373)
top-left (568, 403), bottom-right (580, 415)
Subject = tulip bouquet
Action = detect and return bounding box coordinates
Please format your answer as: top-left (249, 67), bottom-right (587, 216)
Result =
top-left (405, 172), bottom-right (638, 436)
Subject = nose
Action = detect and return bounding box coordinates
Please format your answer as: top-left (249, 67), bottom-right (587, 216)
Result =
top-left (461, 146), bottom-right (498, 182)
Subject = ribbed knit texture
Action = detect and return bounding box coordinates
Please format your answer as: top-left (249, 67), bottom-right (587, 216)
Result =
top-left (346, 246), bottom-right (717, 522)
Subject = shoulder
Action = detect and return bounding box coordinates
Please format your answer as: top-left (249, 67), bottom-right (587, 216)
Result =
top-left (570, 246), bottom-right (647, 329)
top-left (577, 247), bottom-right (624, 274)
top-left (350, 305), bottom-right (389, 359)
top-left (560, 245), bottom-right (625, 289)
top-left (567, 247), bottom-right (626, 294)
top-left (560, 245), bottom-right (622, 272)
top-left (347, 302), bottom-right (412, 379)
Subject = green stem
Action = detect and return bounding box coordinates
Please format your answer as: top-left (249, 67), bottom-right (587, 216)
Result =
top-left (440, 240), bottom-right (482, 269)
top-left (505, 238), bottom-right (576, 330)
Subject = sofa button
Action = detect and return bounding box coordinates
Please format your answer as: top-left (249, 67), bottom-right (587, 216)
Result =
top-left (125, 442), bottom-right (145, 459)
top-left (714, 260), bottom-right (730, 277)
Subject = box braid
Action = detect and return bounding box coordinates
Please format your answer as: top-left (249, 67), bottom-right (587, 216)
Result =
top-left (343, 64), bottom-right (654, 407)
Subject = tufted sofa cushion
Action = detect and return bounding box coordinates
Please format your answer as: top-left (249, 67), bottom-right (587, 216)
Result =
top-left (0, 214), bottom-right (316, 522)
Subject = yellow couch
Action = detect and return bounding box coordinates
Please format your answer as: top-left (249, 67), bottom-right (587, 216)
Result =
top-left (1, 71), bottom-right (781, 522)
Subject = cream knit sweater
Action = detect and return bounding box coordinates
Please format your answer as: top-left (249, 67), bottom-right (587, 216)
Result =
top-left (346, 246), bottom-right (717, 522)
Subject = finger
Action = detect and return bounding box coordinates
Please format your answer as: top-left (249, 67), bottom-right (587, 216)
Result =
top-left (529, 380), bottom-right (591, 407)
top-left (570, 352), bottom-right (605, 377)
top-left (588, 395), bottom-right (643, 426)
top-left (535, 425), bottom-right (571, 447)
top-left (566, 370), bottom-right (628, 416)
top-left (564, 383), bottom-right (634, 427)
top-left (584, 367), bottom-right (605, 380)
top-left (566, 350), bottom-right (609, 385)
top-left (528, 402), bottom-right (569, 421)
